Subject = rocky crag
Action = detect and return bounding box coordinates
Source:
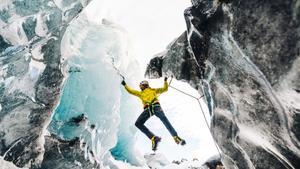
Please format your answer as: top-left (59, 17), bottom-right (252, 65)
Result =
top-left (146, 0), bottom-right (300, 168)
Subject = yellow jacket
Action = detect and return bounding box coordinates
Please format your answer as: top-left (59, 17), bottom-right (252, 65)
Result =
top-left (124, 81), bottom-right (168, 106)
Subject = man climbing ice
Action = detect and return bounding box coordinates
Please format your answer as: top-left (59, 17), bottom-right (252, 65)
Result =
top-left (121, 77), bottom-right (186, 151)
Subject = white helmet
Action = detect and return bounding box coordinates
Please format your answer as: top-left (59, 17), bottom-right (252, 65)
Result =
top-left (140, 80), bottom-right (149, 86)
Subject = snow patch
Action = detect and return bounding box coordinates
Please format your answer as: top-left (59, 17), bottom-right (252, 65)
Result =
top-left (144, 153), bottom-right (170, 169)
top-left (238, 125), bottom-right (294, 169)
top-left (35, 14), bottom-right (48, 37)
top-left (4, 76), bottom-right (15, 87)
top-left (0, 20), bottom-right (29, 45)
top-left (0, 158), bottom-right (28, 169)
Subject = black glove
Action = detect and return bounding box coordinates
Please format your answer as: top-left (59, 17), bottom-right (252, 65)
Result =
top-left (164, 77), bottom-right (168, 81)
top-left (121, 80), bottom-right (126, 86)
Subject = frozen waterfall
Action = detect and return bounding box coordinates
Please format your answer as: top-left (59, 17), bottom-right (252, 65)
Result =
top-left (47, 17), bottom-right (143, 165)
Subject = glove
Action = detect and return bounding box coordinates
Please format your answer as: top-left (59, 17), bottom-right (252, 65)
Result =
top-left (121, 80), bottom-right (126, 86)
top-left (164, 77), bottom-right (168, 81)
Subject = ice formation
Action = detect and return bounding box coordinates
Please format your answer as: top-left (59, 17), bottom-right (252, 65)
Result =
top-left (1, 0), bottom-right (299, 169)
top-left (46, 15), bottom-right (145, 166)
top-left (0, 0), bottom-right (92, 168)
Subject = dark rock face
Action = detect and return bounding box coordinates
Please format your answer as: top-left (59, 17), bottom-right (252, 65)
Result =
top-left (41, 136), bottom-right (96, 169)
top-left (146, 0), bottom-right (300, 168)
top-left (0, 0), bottom-right (91, 168)
top-left (230, 0), bottom-right (299, 86)
top-left (144, 32), bottom-right (203, 87)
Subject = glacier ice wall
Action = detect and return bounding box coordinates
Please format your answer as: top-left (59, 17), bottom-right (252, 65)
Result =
top-left (110, 85), bottom-right (145, 166)
top-left (46, 17), bottom-right (144, 167)
top-left (48, 18), bottom-right (122, 161)
top-left (146, 0), bottom-right (300, 168)
top-left (0, 0), bottom-right (91, 168)
top-left (0, 0), bottom-right (146, 167)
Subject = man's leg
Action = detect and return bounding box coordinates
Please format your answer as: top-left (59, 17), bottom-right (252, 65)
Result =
top-left (135, 110), bottom-right (154, 139)
top-left (154, 106), bottom-right (178, 137)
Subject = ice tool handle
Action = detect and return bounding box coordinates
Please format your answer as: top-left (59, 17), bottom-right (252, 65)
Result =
top-left (109, 56), bottom-right (126, 80)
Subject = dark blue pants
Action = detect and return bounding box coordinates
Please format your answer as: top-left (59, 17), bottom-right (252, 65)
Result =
top-left (135, 104), bottom-right (178, 139)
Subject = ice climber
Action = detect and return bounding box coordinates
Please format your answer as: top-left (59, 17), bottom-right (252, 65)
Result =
top-left (121, 77), bottom-right (186, 151)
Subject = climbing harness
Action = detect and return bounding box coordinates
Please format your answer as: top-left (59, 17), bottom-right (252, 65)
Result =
top-left (144, 102), bottom-right (160, 117)
top-left (144, 96), bottom-right (160, 117)
top-left (168, 76), bottom-right (223, 158)
top-left (148, 104), bottom-right (155, 117)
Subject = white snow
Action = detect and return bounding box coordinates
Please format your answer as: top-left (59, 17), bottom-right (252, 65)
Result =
top-left (0, 0), bottom-right (11, 9)
top-left (28, 62), bottom-right (44, 81)
top-left (238, 125), bottom-right (294, 169)
top-left (0, 158), bottom-right (28, 169)
top-left (110, 153), bottom-right (207, 169)
top-left (35, 14), bottom-right (48, 37)
top-left (5, 59), bottom-right (45, 98)
top-left (0, 21), bottom-right (29, 45)
top-left (276, 57), bottom-right (300, 110)
top-left (4, 76), bottom-right (15, 87)
top-left (144, 153), bottom-right (170, 168)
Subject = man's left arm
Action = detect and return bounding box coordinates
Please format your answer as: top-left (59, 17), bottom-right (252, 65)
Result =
top-left (155, 77), bottom-right (168, 94)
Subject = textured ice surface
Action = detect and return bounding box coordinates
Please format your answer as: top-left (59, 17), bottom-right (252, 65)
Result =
top-left (0, 0), bottom-right (215, 167)
top-left (146, 0), bottom-right (300, 168)
top-left (0, 0), bottom-right (91, 168)
top-left (47, 16), bottom-right (143, 166)
top-left (0, 158), bottom-right (28, 169)
top-left (4, 0), bottom-right (299, 168)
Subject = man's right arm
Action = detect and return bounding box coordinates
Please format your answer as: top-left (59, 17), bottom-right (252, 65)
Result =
top-left (122, 80), bottom-right (141, 97)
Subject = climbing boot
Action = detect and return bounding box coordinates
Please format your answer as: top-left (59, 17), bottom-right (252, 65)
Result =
top-left (174, 136), bottom-right (186, 145)
top-left (151, 136), bottom-right (161, 151)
